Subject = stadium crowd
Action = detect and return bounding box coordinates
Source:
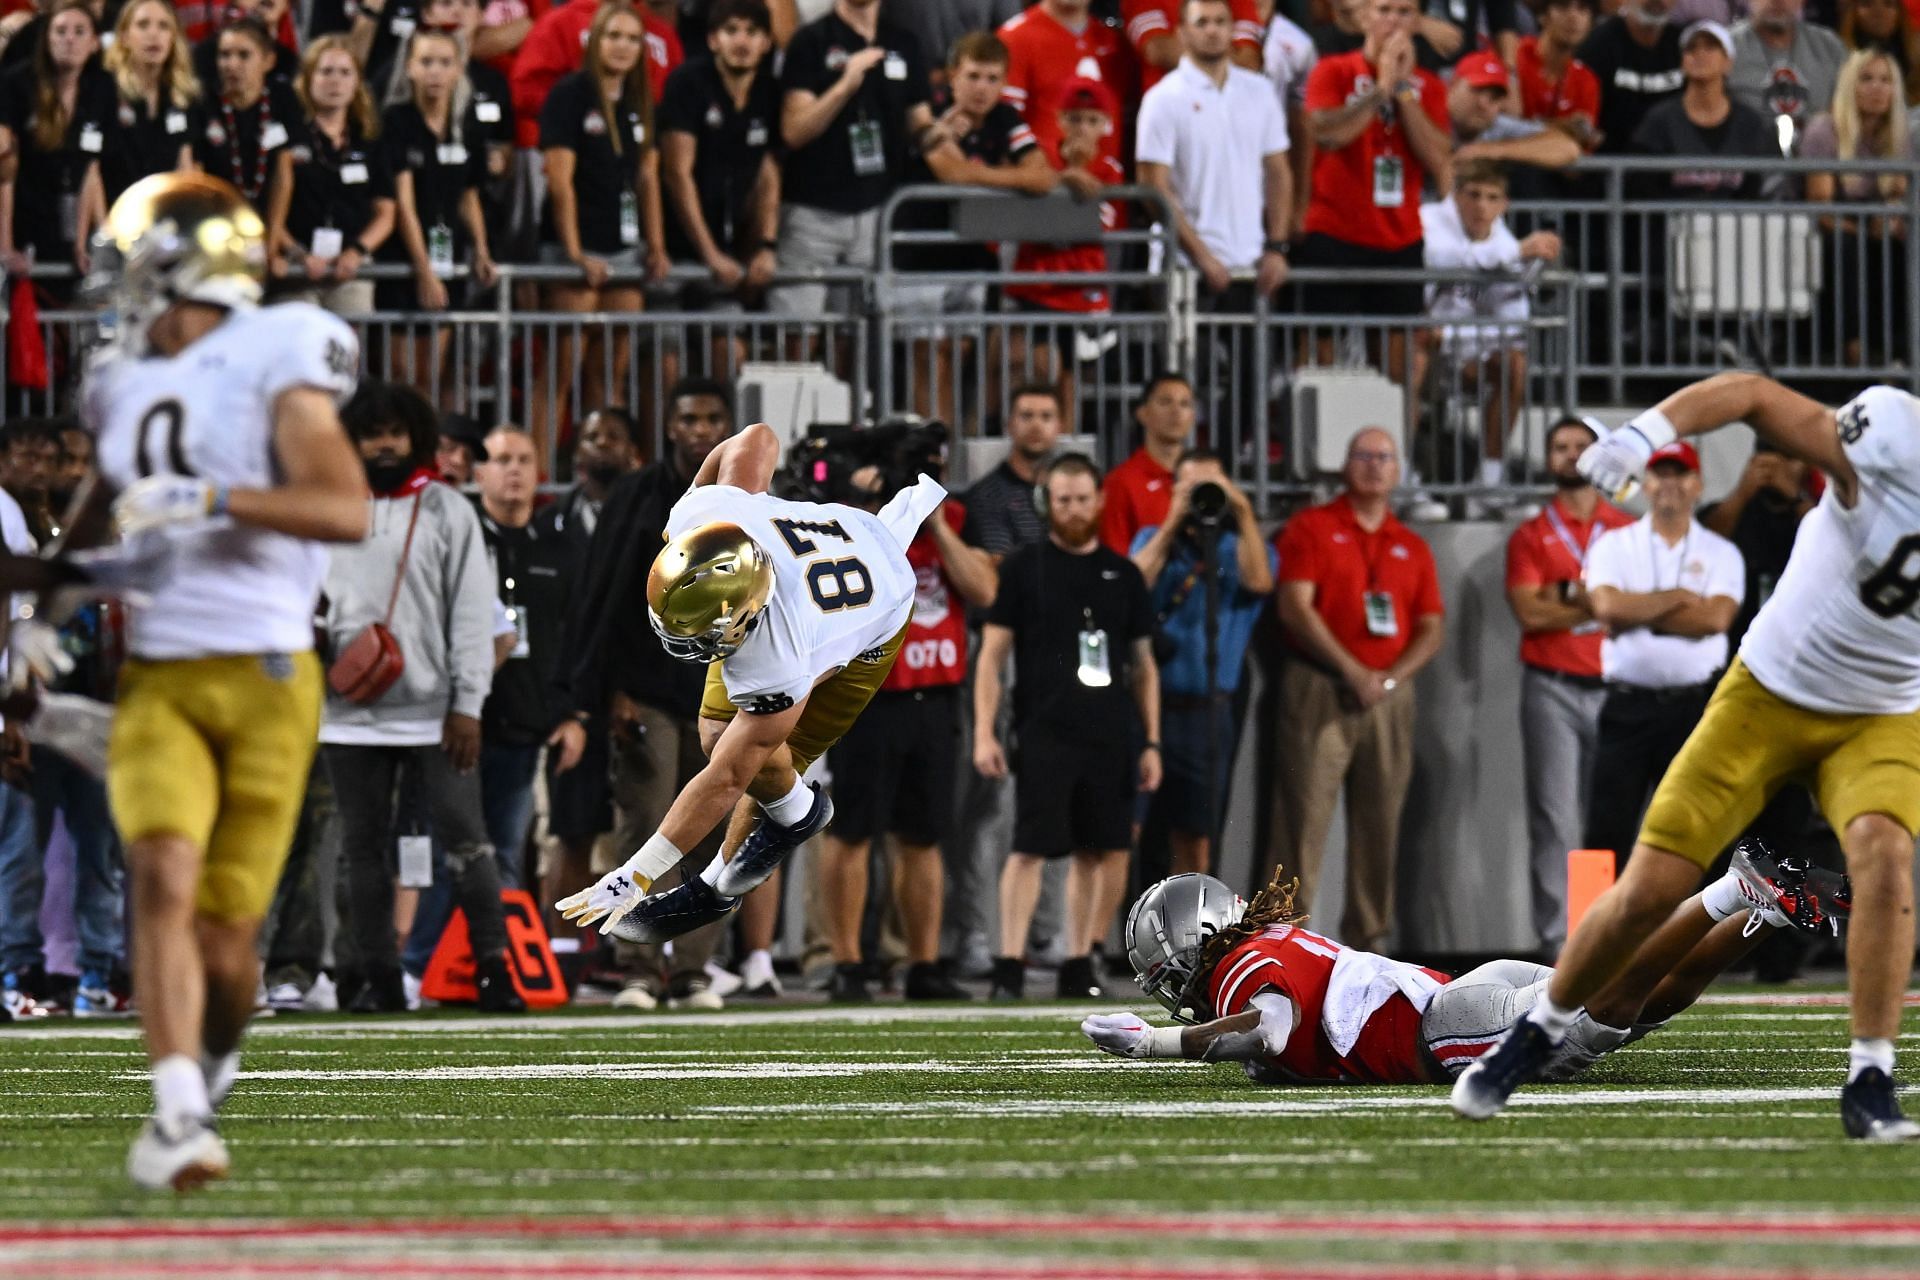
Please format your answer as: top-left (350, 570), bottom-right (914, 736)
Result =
top-left (0, 0), bottom-right (1877, 1018)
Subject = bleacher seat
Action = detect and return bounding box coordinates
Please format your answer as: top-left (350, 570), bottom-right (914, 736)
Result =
top-left (1292, 368), bottom-right (1406, 475)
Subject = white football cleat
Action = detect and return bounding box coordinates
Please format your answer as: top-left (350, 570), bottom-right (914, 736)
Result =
top-left (128, 1115), bottom-right (230, 1192)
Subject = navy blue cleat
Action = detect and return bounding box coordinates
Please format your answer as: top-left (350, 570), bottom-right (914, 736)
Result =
top-left (713, 782), bottom-right (834, 898)
top-left (1450, 1018), bottom-right (1558, 1120)
top-left (606, 874), bottom-right (741, 945)
top-left (1840, 1068), bottom-right (1920, 1142)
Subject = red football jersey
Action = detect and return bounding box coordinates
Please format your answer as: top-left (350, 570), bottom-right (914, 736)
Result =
top-left (1514, 36), bottom-right (1600, 130)
top-left (1008, 148), bottom-right (1124, 313)
top-left (998, 4), bottom-right (1139, 158)
top-left (1206, 924), bottom-right (1447, 1085)
top-left (1301, 52), bottom-right (1448, 252)
top-left (883, 501), bottom-right (970, 692)
top-left (1121, 0), bottom-right (1264, 91)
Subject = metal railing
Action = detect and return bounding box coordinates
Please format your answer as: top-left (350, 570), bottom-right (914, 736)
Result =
top-left (5, 157), bottom-right (1913, 511)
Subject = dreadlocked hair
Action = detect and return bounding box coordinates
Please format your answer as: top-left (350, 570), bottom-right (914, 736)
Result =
top-left (1180, 865), bottom-right (1307, 1018)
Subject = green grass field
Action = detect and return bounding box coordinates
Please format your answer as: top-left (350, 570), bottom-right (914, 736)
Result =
top-left (5, 990), bottom-right (1920, 1279)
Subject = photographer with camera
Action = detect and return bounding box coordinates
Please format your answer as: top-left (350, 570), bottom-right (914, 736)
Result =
top-left (1270, 427), bottom-right (1444, 953)
top-left (816, 458), bottom-right (997, 1002)
top-left (1129, 450), bottom-right (1274, 878)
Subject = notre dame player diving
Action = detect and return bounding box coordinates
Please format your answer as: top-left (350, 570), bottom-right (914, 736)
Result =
top-left (1454, 374), bottom-right (1920, 1141)
top-left (557, 425), bottom-right (943, 945)
top-left (43, 174), bottom-right (369, 1189)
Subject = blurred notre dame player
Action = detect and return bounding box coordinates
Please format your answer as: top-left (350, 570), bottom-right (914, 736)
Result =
top-left (1455, 374), bottom-right (1920, 1142)
top-left (43, 174), bottom-right (369, 1190)
top-left (557, 429), bottom-right (944, 946)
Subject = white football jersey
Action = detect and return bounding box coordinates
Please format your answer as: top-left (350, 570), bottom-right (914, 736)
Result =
top-left (664, 476), bottom-right (946, 710)
top-left (85, 302), bottom-right (358, 660)
top-left (1740, 385), bottom-right (1920, 714)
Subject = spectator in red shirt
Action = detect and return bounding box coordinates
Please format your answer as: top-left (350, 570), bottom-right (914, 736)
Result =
top-left (1297, 0), bottom-right (1451, 383)
top-left (817, 493), bottom-right (998, 1003)
top-left (1100, 370), bottom-right (1192, 554)
top-left (1503, 416), bottom-right (1633, 953)
top-left (1122, 0), bottom-right (1263, 90)
top-left (510, 0), bottom-right (681, 152)
top-left (1517, 0), bottom-right (1602, 150)
top-left (1270, 425), bottom-right (1444, 951)
top-left (998, 0), bottom-right (1138, 159)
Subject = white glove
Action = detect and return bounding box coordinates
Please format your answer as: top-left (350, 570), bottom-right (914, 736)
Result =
top-left (1576, 413), bottom-right (1674, 502)
top-left (112, 475), bottom-right (225, 538)
top-left (554, 865), bottom-right (649, 934)
top-left (1082, 1012), bottom-right (1158, 1060)
top-left (7, 616), bottom-right (72, 692)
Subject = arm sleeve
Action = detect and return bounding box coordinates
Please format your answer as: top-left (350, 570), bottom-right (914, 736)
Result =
top-left (1505, 525), bottom-right (1544, 589)
top-left (444, 498), bottom-right (500, 720)
top-left (1259, 90), bottom-right (1289, 156)
top-left (985, 549), bottom-right (1025, 628)
top-left (1302, 57), bottom-right (1346, 113)
top-left (1583, 526), bottom-right (1626, 591)
top-left (1418, 73), bottom-right (1448, 130)
top-left (1231, 0), bottom-right (1265, 49)
top-left (1413, 543), bottom-right (1445, 617)
top-left (1123, 562), bottom-right (1155, 641)
top-left (1122, 0), bottom-right (1171, 58)
top-left (999, 22), bottom-right (1031, 115)
top-left (1707, 539), bottom-right (1746, 604)
top-left (1835, 386), bottom-right (1920, 483)
top-left (538, 78), bottom-right (581, 150)
top-left (1275, 517), bottom-right (1319, 584)
top-left (656, 68), bottom-right (698, 136)
top-left (1248, 990), bottom-right (1298, 1056)
top-left (258, 308), bottom-right (359, 405)
top-left (1098, 479), bottom-right (1135, 554)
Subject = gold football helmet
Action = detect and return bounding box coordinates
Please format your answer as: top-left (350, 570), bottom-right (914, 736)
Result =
top-left (83, 173), bottom-right (266, 353)
top-left (648, 522), bottom-right (776, 663)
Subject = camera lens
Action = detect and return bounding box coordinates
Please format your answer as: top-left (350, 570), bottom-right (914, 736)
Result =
top-left (1189, 481), bottom-right (1227, 521)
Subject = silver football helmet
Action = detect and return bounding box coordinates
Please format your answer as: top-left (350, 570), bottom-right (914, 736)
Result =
top-left (1124, 873), bottom-right (1246, 1024)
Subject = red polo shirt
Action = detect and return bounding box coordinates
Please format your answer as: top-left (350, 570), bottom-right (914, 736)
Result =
top-left (1276, 495), bottom-right (1443, 671)
top-left (1301, 52), bottom-right (1447, 251)
top-left (1505, 493), bottom-right (1633, 677)
top-left (1100, 446), bottom-right (1175, 555)
top-left (1514, 36), bottom-right (1600, 131)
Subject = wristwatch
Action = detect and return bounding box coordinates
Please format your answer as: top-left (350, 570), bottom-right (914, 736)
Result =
top-left (1264, 238), bottom-right (1291, 256)
top-left (1143, 741), bottom-right (1162, 752)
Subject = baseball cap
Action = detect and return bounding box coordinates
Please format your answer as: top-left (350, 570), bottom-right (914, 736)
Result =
top-left (440, 412), bottom-right (490, 463)
top-left (1648, 440), bottom-right (1701, 473)
top-left (1679, 19), bottom-right (1735, 59)
top-left (1056, 76), bottom-right (1117, 117)
top-left (1456, 51), bottom-right (1509, 91)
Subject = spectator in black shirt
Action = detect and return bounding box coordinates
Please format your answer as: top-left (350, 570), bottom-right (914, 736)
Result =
top-left (193, 18), bottom-right (306, 205)
top-left (973, 453), bottom-right (1160, 1001)
top-left (553, 380), bottom-right (739, 1006)
top-left (770, 0), bottom-right (936, 320)
top-left (658, 0), bottom-right (781, 308)
top-left (533, 4), bottom-right (669, 461)
top-left (1577, 0), bottom-right (1683, 154)
top-left (191, 0), bottom-right (298, 90)
top-left (962, 382), bottom-right (1065, 561)
top-left (472, 423), bottom-right (572, 887)
top-left (1633, 20), bottom-right (1780, 198)
top-left (420, 0), bottom-right (516, 247)
top-left (0, 1), bottom-right (113, 279)
top-left (266, 35), bottom-right (395, 314)
top-left (380, 28), bottom-right (498, 402)
top-left (894, 30), bottom-right (1056, 422)
top-left (348, 0), bottom-right (426, 95)
top-left (88, 0), bottom-right (198, 214)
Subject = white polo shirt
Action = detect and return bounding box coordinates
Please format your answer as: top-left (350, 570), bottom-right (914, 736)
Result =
top-left (1136, 58), bottom-right (1289, 270)
top-left (1584, 515), bottom-right (1745, 688)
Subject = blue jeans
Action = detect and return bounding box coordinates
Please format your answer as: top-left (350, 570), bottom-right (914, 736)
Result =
top-left (480, 739), bottom-right (541, 890)
top-left (0, 778), bottom-right (47, 972)
top-left (31, 748), bottom-right (123, 973)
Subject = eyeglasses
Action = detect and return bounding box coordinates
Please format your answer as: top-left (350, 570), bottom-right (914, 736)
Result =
top-left (1348, 450), bottom-right (1397, 464)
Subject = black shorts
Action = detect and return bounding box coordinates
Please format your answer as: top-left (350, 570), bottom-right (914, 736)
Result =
top-left (1292, 234), bottom-right (1425, 318)
top-left (1013, 728), bottom-right (1135, 857)
top-left (825, 687), bottom-right (960, 846)
top-left (545, 721), bottom-right (611, 841)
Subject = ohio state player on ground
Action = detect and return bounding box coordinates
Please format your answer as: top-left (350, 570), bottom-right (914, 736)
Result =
top-left (1086, 849), bottom-right (1840, 1084)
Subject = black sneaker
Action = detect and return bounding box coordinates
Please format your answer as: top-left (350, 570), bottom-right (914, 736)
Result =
top-left (988, 956), bottom-right (1025, 1000)
top-left (904, 962), bottom-right (973, 1002)
top-left (1057, 955), bottom-right (1101, 1000)
top-left (1450, 1018), bottom-right (1558, 1120)
top-left (1841, 1067), bottom-right (1920, 1141)
top-left (606, 875), bottom-right (741, 944)
top-left (475, 955), bottom-right (527, 1013)
top-left (713, 783), bottom-right (834, 898)
top-left (349, 967), bottom-right (407, 1014)
top-left (828, 962), bottom-right (872, 1003)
